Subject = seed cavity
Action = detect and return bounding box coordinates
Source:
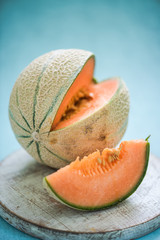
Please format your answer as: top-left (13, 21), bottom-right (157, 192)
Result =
top-left (61, 88), bottom-right (93, 121)
top-left (72, 147), bottom-right (121, 177)
top-left (108, 152), bottom-right (119, 162)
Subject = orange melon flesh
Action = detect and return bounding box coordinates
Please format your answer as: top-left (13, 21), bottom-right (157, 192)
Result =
top-left (51, 57), bottom-right (118, 130)
top-left (45, 139), bottom-right (150, 210)
top-left (51, 57), bottom-right (95, 130)
top-left (55, 79), bottom-right (118, 130)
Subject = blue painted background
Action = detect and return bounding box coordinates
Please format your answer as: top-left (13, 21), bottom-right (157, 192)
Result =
top-left (0, 0), bottom-right (160, 239)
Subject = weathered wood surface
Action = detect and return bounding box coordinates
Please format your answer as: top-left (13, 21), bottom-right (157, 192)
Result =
top-left (0, 150), bottom-right (160, 240)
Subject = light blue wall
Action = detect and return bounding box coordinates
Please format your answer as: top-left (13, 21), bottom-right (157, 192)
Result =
top-left (0, 0), bottom-right (160, 239)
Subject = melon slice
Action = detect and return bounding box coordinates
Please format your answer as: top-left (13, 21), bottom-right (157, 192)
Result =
top-left (44, 138), bottom-right (150, 210)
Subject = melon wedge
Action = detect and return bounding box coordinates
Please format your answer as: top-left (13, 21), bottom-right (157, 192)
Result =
top-left (44, 138), bottom-right (150, 210)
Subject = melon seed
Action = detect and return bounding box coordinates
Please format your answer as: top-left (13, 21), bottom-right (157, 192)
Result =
top-left (102, 158), bottom-right (106, 166)
top-left (97, 158), bottom-right (102, 164)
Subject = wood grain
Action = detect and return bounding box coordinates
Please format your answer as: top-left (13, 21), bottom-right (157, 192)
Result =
top-left (0, 149), bottom-right (160, 240)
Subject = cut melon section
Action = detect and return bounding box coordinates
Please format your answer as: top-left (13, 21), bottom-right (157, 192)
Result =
top-left (53, 79), bottom-right (119, 130)
top-left (44, 138), bottom-right (150, 210)
top-left (51, 57), bottom-right (95, 129)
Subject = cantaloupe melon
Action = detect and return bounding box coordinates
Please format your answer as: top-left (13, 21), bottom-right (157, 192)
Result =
top-left (9, 49), bottom-right (129, 168)
top-left (44, 138), bottom-right (150, 210)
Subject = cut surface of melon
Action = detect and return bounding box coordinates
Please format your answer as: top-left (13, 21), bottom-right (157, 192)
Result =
top-left (44, 139), bottom-right (150, 210)
top-left (52, 78), bottom-right (119, 130)
top-left (51, 57), bottom-right (95, 130)
top-left (51, 55), bottom-right (119, 131)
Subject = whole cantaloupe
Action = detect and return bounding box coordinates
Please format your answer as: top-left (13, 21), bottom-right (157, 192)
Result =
top-left (9, 49), bottom-right (130, 168)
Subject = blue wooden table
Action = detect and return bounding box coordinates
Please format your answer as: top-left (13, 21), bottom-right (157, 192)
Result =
top-left (0, 0), bottom-right (160, 239)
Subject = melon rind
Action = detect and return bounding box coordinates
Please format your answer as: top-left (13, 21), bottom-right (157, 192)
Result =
top-left (43, 141), bottom-right (150, 211)
top-left (9, 49), bottom-right (94, 132)
top-left (9, 49), bottom-right (94, 166)
top-left (9, 49), bottom-right (130, 168)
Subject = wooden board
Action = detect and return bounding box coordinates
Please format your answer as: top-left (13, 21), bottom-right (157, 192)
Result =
top-left (0, 150), bottom-right (160, 240)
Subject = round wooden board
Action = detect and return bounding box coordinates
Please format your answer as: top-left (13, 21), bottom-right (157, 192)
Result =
top-left (0, 150), bottom-right (160, 240)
